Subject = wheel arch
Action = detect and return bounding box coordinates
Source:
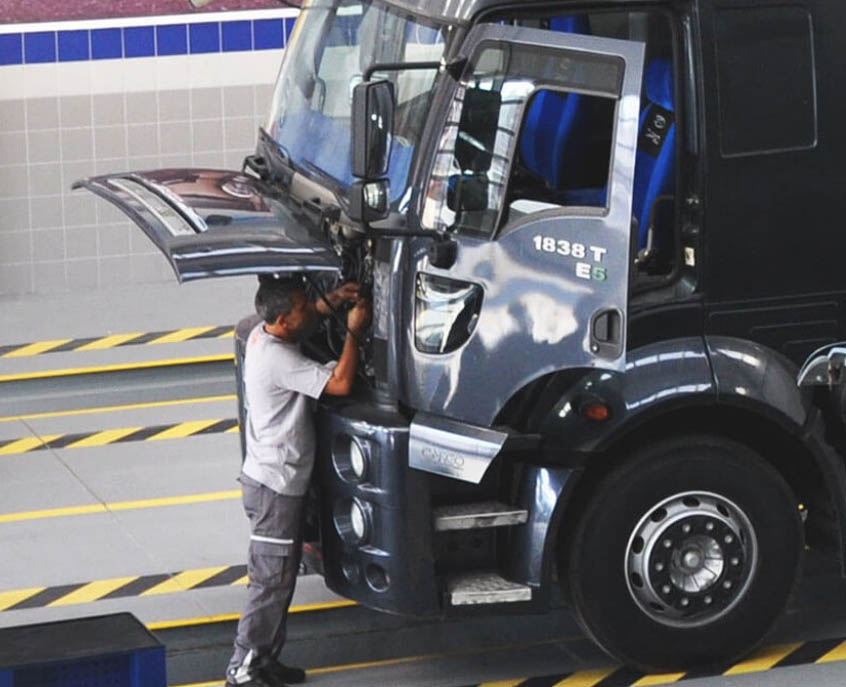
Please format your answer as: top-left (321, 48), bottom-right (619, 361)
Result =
top-left (551, 401), bottom-right (846, 590)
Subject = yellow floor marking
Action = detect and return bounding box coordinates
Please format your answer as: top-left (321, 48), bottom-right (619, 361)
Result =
top-left (142, 566), bottom-right (229, 596)
top-left (723, 642), bottom-right (802, 675)
top-left (231, 575), bottom-right (249, 586)
top-left (0, 489), bottom-right (241, 524)
top-left (48, 576), bottom-right (139, 607)
top-left (478, 680), bottom-right (524, 687)
top-left (633, 673), bottom-right (687, 686)
top-left (306, 652), bottom-right (439, 676)
top-left (554, 667), bottom-right (618, 686)
top-left (172, 636), bottom-right (574, 687)
top-left (0, 435), bottom-right (55, 455)
top-left (0, 394), bottom-right (237, 424)
top-left (146, 600), bottom-right (357, 630)
top-left (106, 490), bottom-right (241, 513)
top-left (226, 425), bottom-right (240, 433)
top-left (817, 639), bottom-right (846, 664)
top-left (2, 339), bottom-right (72, 358)
top-left (218, 330), bottom-right (234, 339)
top-left (75, 332), bottom-right (145, 351)
top-left (148, 419), bottom-right (219, 440)
top-left (0, 587), bottom-right (45, 611)
top-left (0, 353), bottom-right (233, 383)
top-left (147, 326), bottom-right (215, 344)
top-left (65, 427), bottom-right (142, 448)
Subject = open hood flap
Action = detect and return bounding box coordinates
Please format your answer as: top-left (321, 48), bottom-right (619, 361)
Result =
top-left (73, 168), bottom-right (341, 283)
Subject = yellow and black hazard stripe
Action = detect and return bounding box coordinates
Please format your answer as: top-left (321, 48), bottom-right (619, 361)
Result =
top-left (0, 418), bottom-right (239, 456)
top-left (461, 638), bottom-right (846, 686)
top-left (0, 565), bottom-right (249, 612)
top-left (0, 325), bottom-right (234, 358)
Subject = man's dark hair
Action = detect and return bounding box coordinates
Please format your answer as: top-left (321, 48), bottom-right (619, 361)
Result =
top-left (255, 277), bottom-right (303, 324)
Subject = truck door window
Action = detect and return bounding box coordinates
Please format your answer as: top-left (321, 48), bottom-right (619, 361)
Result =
top-left (421, 42), bottom-right (624, 237)
top-left (714, 6), bottom-right (817, 157)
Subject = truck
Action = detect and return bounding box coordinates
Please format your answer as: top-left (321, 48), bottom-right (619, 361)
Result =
top-left (74, 0), bottom-right (846, 671)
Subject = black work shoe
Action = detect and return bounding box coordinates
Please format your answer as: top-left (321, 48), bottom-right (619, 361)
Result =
top-left (225, 676), bottom-right (278, 687)
top-left (265, 661), bottom-right (306, 684)
top-left (225, 667), bottom-right (281, 687)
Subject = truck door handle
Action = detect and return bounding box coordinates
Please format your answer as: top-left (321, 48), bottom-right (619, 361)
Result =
top-left (590, 309), bottom-right (623, 359)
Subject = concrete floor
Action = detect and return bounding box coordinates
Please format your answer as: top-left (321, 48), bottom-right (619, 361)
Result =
top-left (3, 281), bottom-right (846, 687)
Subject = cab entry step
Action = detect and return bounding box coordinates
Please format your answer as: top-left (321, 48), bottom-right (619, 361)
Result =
top-left (433, 501), bottom-right (528, 531)
top-left (447, 572), bottom-right (532, 605)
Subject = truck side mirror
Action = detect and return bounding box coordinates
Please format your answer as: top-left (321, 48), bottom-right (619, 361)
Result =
top-left (352, 80), bottom-right (395, 179)
top-left (348, 180), bottom-right (389, 223)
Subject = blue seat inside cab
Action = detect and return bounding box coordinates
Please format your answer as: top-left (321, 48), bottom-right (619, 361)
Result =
top-left (559, 57), bottom-right (676, 251)
top-left (632, 57), bottom-right (676, 250)
top-left (518, 16), bottom-right (591, 189)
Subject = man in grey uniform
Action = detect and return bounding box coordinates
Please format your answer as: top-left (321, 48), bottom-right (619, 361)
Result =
top-left (226, 276), bottom-right (369, 687)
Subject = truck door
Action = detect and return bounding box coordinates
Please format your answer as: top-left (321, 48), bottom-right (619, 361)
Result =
top-left (404, 24), bottom-right (645, 427)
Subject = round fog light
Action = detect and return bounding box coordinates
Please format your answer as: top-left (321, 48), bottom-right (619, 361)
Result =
top-left (334, 498), bottom-right (370, 545)
top-left (351, 500), bottom-right (367, 540)
top-left (350, 439), bottom-right (367, 480)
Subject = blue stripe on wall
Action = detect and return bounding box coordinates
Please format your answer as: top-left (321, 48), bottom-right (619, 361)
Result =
top-left (124, 26), bottom-right (155, 58)
top-left (222, 20), bottom-right (252, 52)
top-left (24, 32), bottom-right (56, 64)
top-left (0, 34), bottom-right (23, 65)
top-left (2, 16), bottom-right (295, 66)
top-left (92, 28), bottom-right (122, 60)
top-left (253, 19), bottom-right (284, 50)
top-left (190, 22), bottom-right (220, 54)
top-left (156, 24), bottom-right (187, 56)
top-left (58, 30), bottom-right (90, 62)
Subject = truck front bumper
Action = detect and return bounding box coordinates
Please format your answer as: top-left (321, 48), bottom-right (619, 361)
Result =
top-left (315, 400), bottom-right (440, 617)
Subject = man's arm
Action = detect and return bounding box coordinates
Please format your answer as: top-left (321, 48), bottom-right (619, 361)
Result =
top-left (323, 299), bottom-right (370, 397)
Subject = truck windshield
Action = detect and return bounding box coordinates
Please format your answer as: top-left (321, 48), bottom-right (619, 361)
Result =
top-left (267, 0), bottom-right (450, 211)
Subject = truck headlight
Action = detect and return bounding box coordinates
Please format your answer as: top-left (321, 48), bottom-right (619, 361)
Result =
top-left (415, 273), bottom-right (483, 354)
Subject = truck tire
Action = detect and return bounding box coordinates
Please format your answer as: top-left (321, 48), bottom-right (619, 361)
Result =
top-left (567, 435), bottom-right (803, 671)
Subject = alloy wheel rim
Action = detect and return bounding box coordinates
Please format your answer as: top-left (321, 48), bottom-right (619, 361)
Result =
top-left (624, 491), bottom-right (757, 628)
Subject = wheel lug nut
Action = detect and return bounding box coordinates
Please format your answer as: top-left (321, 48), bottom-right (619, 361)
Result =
top-left (682, 523), bottom-right (691, 534)
top-left (662, 585), bottom-right (671, 595)
top-left (723, 580), bottom-right (732, 590)
top-left (730, 557), bottom-right (740, 566)
top-left (724, 534), bottom-right (734, 544)
top-left (704, 595), bottom-right (712, 605)
top-left (680, 598), bottom-right (689, 607)
top-left (655, 562), bottom-right (665, 572)
top-left (663, 539), bottom-right (673, 548)
top-left (705, 522), bottom-right (714, 531)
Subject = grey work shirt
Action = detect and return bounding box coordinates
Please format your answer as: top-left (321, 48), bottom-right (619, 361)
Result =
top-left (241, 324), bottom-right (335, 496)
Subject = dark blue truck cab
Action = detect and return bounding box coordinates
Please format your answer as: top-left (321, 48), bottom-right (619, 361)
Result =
top-left (76, 0), bottom-right (846, 670)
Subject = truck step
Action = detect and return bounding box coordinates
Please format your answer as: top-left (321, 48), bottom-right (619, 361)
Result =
top-left (433, 501), bottom-right (528, 531)
top-left (447, 571), bottom-right (532, 605)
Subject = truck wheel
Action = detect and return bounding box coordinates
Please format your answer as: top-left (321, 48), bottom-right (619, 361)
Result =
top-left (567, 435), bottom-right (803, 671)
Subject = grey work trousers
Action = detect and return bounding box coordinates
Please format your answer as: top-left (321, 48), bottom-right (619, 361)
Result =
top-left (227, 474), bottom-right (305, 681)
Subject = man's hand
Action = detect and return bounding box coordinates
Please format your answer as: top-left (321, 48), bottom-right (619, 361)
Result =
top-left (347, 299), bottom-right (371, 335)
top-left (316, 282), bottom-right (361, 316)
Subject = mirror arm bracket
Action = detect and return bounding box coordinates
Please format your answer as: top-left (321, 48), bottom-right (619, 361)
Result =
top-left (363, 57), bottom-right (466, 82)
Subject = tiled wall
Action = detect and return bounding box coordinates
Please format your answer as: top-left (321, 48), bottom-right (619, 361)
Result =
top-left (0, 10), bottom-right (298, 296)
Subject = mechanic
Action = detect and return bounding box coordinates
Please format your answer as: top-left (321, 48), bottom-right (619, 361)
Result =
top-left (226, 276), bottom-right (370, 687)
